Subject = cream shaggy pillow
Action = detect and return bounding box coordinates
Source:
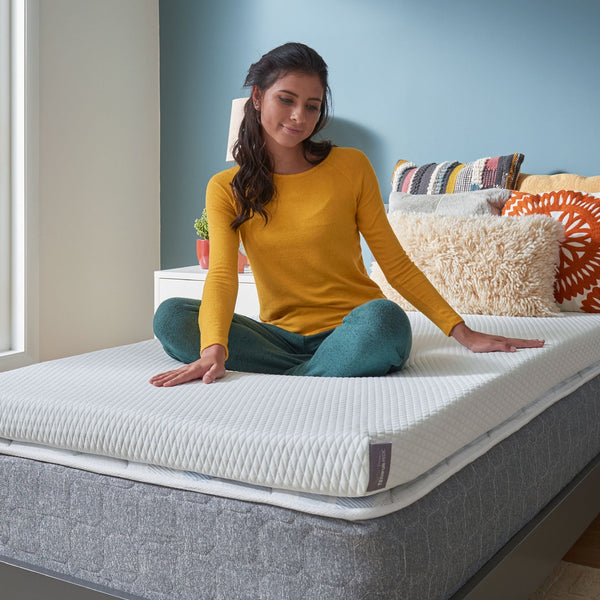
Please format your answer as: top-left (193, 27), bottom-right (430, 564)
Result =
top-left (371, 213), bottom-right (564, 317)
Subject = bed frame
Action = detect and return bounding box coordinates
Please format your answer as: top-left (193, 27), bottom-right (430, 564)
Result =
top-left (454, 452), bottom-right (600, 600)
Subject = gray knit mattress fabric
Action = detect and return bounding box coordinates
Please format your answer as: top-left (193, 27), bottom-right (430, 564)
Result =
top-left (1, 374), bottom-right (599, 600)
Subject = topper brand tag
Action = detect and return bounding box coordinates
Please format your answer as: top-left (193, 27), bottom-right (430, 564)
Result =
top-left (367, 442), bottom-right (392, 492)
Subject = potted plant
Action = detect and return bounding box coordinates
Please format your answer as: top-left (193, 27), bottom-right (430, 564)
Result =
top-left (194, 208), bottom-right (210, 268)
top-left (194, 209), bottom-right (249, 272)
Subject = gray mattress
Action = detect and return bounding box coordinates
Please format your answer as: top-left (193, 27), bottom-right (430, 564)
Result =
top-left (1, 371), bottom-right (599, 600)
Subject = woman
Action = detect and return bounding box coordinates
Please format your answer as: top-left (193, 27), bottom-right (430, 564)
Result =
top-left (151, 42), bottom-right (543, 387)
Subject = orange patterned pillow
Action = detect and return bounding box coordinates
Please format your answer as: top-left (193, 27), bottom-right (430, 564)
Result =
top-left (503, 190), bottom-right (600, 312)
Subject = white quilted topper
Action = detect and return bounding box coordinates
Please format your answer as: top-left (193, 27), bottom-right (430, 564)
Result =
top-left (1, 312), bottom-right (600, 498)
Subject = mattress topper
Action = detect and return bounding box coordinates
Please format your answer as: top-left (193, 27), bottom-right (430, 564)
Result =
top-left (1, 312), bottom-right (600, 499)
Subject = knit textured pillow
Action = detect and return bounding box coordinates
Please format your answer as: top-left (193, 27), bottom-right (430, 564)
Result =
top-left (503, 190), bottom-right (600, 312)
top-left (371, 213), bottom-right (562, 317)
top-left (391, 153), bottom-right (524, 194)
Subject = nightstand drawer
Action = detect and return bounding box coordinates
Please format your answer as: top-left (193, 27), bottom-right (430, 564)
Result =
top-left (156, 277), bottom-right (204, 305)
top-left (154, 266), bottom-right (259, 318)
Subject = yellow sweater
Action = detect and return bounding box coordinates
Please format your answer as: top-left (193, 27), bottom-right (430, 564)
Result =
top-left (199, 147), bottom-right (463, 356)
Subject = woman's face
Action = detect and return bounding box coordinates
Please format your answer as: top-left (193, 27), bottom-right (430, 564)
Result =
top-left (253, 71), bottom-right (324, 154)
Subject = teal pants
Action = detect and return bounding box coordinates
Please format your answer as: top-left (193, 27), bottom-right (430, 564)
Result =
top-left (153, 297), bottom-right (412, 377)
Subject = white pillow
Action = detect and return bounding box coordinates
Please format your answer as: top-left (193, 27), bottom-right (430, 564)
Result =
top-left (388, 188), bottom-right (510, 216)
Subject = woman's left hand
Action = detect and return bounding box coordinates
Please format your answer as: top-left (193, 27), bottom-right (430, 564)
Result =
top-left (450, 322), bottom-right (545, 353)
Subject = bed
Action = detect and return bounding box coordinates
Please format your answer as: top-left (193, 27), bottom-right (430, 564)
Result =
top-left (1, 158), bottom-right (599, 600)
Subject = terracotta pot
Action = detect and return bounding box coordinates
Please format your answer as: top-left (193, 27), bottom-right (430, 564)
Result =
top-left (196, 239), bottom-right (209, 269)
top-left (197, 239), bottom-right (248, 272)
top-left (237, 251), bottom-right (249, 273)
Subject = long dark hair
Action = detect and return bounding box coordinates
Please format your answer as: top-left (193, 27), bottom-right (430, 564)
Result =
top-left (230, 42), bottom-right (332, 230)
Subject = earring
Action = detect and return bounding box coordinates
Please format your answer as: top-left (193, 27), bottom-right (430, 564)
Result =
top-left (254, 102), bottom-right (260, 110)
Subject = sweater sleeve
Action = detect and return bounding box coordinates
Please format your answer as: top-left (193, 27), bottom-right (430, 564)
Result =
top-left (197, 171), bottom-right (241, 357)
top-left (355, 153), bottom-right (464, 336)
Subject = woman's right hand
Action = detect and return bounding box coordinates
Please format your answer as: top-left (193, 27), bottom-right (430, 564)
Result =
top-left (149, 344), bottom-right (227, 387)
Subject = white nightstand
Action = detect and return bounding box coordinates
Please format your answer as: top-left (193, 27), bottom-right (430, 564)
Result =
top-left (154, 265), bottom-right (260, 317)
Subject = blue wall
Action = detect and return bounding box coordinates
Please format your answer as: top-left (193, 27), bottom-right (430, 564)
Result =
top-left (160, 0), bottom-right (600, 268)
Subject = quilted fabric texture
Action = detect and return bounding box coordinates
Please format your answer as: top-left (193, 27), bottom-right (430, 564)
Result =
top-left (2, 313), bottom-right (600, 505)
top-left (503, 190), bottom-right (600, 312)
top-left (372, 213), bottom-right (562, 317)
top-left (391, 153), bottom-right (524, 194)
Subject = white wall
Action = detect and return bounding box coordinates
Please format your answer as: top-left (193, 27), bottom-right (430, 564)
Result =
top-left (38, 0), bottom-right (160, 361)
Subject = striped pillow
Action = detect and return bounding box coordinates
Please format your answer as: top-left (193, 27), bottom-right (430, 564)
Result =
top-left (391, 153), bottom-right (524, 194)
